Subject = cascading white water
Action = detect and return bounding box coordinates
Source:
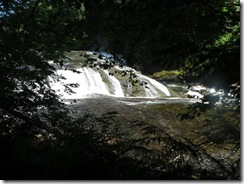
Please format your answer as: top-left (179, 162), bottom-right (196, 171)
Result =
top-left (50, 67), bottom-right (116, 98)
top-left (102, 70), bottom-right (124, 97)
top-left (139, 74), bottom-right (171, 97)
top-left (113, 65), bottom-right (171, 97)
top-left (49, 51), bottom-right (171, 99)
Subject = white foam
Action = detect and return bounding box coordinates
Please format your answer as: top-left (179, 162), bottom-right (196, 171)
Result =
top-left (49, 65), bottom-right (171, 99)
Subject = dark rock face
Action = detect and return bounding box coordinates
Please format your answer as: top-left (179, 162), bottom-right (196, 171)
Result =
top-left (68, 96), bottom-right (240, 180)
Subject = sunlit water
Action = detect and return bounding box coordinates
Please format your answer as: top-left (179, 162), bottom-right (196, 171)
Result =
top-left (49, 66), bottom-right (171, 99)
top-left (48, 51), bottom-right (216, 105)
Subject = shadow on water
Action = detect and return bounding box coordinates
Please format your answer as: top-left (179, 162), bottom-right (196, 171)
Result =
top-left (1, 92), bottom-right (240, 180)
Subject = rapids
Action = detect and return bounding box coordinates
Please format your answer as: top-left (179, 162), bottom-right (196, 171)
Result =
top-left (49, 51), bottom-right (171, 99)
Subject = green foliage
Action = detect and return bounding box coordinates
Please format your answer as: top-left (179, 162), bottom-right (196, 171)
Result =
top-left (0, 0), bottom-right (87, 179)
top-left (82, 0), bottom-right (239, 74)
top-left (175, 0), bottom-right (240, 119)
top-left (178, 0), bottom-right (240, 87)
top-left (0, 0), bottom-right (87, 130)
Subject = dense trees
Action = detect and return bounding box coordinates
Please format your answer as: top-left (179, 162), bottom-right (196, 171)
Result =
top-left (83, 0), bottom-right (240, 77)
top-left (0, 1), bottom-right (86, 178)
top-left (0, 0), bottom-right (240, 180)
top-left (0, 0), bottom-right (85, 136)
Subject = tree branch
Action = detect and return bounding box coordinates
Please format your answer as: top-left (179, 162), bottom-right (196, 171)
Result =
top-left (30, 0), bottom-right (41, 18)
top-left (199, 1), bottom-right (239, 21)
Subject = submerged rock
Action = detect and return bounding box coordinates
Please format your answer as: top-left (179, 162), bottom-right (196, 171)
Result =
top-left (68, 96), bottom-right (240, 180)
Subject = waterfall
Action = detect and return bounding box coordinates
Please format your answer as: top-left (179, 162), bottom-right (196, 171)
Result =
top-left (49, 51), bottom-right (171, 99)
top-left (139, 74), bottom-right (171, 97)
top-left (102, 70), bottom-right (124, 97)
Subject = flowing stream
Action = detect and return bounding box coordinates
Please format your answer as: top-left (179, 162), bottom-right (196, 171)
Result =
top-left (47, 51), bottom-right (239, 179)
top-left (48, 51), bottom-right (216, 105)
top-left (49, 52), bottom-right (171, 99)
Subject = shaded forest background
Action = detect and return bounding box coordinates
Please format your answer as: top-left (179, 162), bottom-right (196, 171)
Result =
top-left (0, 0), bottom-right (240, 180)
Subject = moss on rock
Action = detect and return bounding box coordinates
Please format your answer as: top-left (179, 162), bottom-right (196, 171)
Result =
top-left (152, 70), bottom-right (180, 81)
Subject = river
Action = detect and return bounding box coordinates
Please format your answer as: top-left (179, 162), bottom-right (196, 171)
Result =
top-left (49, 51), bottom-right (240, 179)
